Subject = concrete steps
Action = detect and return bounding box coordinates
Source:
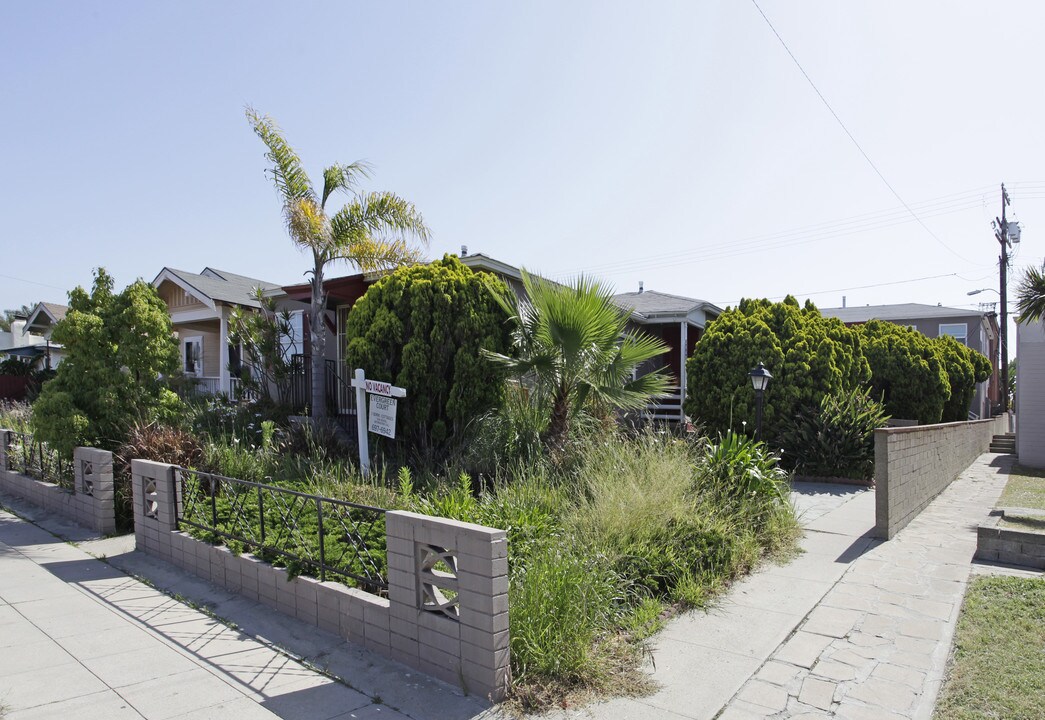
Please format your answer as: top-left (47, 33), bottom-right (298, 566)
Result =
top-left (990, 432), bottom-right (1016, 454)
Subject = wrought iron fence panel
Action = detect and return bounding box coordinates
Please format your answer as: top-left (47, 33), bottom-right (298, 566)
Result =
top-left (175, 468), bottom-right (388, 592)
top-left (5, 431), bottom-right (73, 489)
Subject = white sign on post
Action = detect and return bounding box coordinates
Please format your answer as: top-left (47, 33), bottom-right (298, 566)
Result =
top-left (349, 368), bottom-right (407, 476)
top-left (368, 395), bottom-right (398, 439)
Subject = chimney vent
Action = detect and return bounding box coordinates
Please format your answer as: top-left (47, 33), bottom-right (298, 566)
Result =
top-left (842, 295), bottom-right (847, 308)
top-left (461, 245), bottom-right (468, 256)
top-left (639, 281), bottom-right (644, 293)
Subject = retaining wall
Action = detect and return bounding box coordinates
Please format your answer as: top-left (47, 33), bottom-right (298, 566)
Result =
top-left (130, 459), bottom-right (509, 701)
top-left (975, 511), bottom-right (1045, 570)
top-left (873, 415), bottom-right (1008, 539)
top-left (0, 431), bottom-right (115, 534)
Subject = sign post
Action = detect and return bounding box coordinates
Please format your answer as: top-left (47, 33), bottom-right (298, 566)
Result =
top-left (349, 368), bottom-right (407, 477)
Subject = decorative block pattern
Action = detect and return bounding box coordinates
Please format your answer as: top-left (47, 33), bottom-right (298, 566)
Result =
top-left (874, 415), bottom-right (1008, 539)
top-left (0, 437), bottom-right (115, 534)
top-left (130, 464), bottom-right (510, 703)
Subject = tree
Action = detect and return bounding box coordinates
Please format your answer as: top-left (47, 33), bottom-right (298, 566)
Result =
top-left (858, 320), bottom-right (950, 424)
top-left (1016, 262), bottom-right (1045, 324)
top-left (344, 256), bottom-right (511, 456)
top-left (686, 297), bottom-right (870, 443)
top-left (486, 271), bottom-right (671, 446)
top-left (32, 269), bottom-right (179, 456)
top-left (227, 288), bottom-right (299, 406)
top-left (247, 107), bottom-right (430, 422)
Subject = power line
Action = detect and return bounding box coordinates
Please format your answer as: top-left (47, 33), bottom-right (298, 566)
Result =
top-left (713, 271), bottom-right (964, 307)
top-left (0, 272), bottom-right (69, 293)
top-left (550, 184), bottom-right (996, 279)
top-left (749, 0), bottom-right (977, 264)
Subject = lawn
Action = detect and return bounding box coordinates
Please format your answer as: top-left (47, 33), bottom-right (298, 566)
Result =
top-left (934, 575), bottom-right (1045, 720)
top-left (997, 465), bottom-right (1045, 510)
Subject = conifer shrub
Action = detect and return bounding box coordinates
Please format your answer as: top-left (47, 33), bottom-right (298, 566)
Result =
top-left (343, 255), bottom-right (510, 458)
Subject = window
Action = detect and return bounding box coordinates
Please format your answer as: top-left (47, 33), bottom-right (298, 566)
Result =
top-left (939, 323), bottom-right (968, 345)
top-left (183, 337), bottom-right (202, 376)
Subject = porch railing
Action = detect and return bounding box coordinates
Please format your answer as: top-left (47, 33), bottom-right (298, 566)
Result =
top-left (647, 386), bottom-right (684, 422)
top-left (175, 467), bottom-right (388, 591)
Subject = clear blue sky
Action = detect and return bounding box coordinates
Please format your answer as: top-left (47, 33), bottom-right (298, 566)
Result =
top-left (3, 1), bottom-right (1043, 334)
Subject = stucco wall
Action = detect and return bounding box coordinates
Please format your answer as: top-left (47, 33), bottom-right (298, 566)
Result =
top-left (1016, 320), bottom-right (1045, 468)
top-left (874, 415), bottom-right (1007, 539)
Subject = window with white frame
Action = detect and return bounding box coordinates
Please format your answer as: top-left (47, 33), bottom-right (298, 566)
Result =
top-left (939, 323), bottom-right (968, 345)
top-left (183, 337), bottom-right (203, 376)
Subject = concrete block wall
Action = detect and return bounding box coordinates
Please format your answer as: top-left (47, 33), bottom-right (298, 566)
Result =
top-left (131, 461), bottom-right (510, 702)
top-left (975, 513), bottom-right (1045, 570)
top-left (874, 415), bottom-right (1008, 539)
top-left (0, 431), bottom-right (116, 534)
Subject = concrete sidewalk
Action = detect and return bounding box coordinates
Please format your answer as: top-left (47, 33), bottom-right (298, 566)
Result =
top-left (555, 452), bottom-right (1033, 720)
top-left (0, 504), bottom-right (491, 720)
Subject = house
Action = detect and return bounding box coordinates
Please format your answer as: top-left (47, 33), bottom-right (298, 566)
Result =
top-left (21, 302), bottom-right (68, 369)
top-left (1016, 317), bottom-right (1045, 468)
top-left (152, 267), bottom-right (285, 396)
top-left (819, 302), bottom-right (1000, 419)
top-left (0, 302), bottom-right (68, 371)
top-left (612, 286), bottom-right (723, 421)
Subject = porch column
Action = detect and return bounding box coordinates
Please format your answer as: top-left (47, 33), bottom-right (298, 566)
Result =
top-left (219, 305), bottom-right (230, 395)
top-left (679, 321), bottom-right (688, 421)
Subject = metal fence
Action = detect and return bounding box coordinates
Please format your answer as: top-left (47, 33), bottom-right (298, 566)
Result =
top-left (4, 431), bottom-right (73, 490)
top-left (174, 468), bottom-right (388, 591)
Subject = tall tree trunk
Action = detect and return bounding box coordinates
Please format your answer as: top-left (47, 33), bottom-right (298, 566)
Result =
top-left (310, 256), bottom-right (328, 422)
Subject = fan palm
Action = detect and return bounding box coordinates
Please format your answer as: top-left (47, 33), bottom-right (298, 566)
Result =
top-left (486, 271), bottom-right (672, 446)
top-left (1016, 262), bottom-right (1045, 324)
top-left (247, 108), bottom-right (430, 421)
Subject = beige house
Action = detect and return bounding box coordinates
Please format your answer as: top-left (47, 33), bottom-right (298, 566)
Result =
top-left (152, 267), bottom-right (284, 396)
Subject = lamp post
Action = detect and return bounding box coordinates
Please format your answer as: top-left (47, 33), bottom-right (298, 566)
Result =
top-left (748, 362), bottom-right (772, 442)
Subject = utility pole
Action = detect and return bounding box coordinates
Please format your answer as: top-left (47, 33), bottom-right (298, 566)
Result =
top-left (994, 183), bottom-right (1011, 413)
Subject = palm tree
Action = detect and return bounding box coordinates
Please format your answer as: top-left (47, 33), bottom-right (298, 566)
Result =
top-left (486, 271), bottom-right (672, 446)
top-left (1016, 262), bottom-right (1045, 324)
top-left (247, 108), bottom-right (430, 422)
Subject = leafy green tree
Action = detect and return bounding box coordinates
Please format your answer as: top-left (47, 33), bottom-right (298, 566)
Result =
top-left (935, 335), bottom-right (992, 422)
top-left (858, 320), bottom-right (950, 424)
top-left (486, 271), bottom-right (671, 446)
top-left (1016, 261), bottom-right (1045, 324)
top-left (686, 297), bottom-right (870, 442)
top-left (247, 108), bottom-right (430, 423)
top-left (32, 269), bottom-right (179, 456)
top-left (344, 256), bottom-right (511, 457)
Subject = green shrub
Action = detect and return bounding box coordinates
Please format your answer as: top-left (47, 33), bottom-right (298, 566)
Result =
top-left (686, 297), bottom-right (870, 444)
top-left (936, 335), bottom-right (992, 421)
top-left (780, 387), bottom-right (889, 480)
top-left (859, 320), bottom-right (950, 424)
top-left (703, 429), bottom-right (789, 503)
top-left (33, 269), bottom-right (178, 456)
top-left (344, 255), bottom-right (510, 458)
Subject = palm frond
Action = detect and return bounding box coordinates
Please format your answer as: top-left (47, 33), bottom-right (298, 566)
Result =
top-left (329, 191), bottom-right (431, 271)
top-left (321, 162), bottom-right (372, 208)
top-left (1017, 262), bottom-right (1045, 324)
top-left (245, 107), bottom-right (315, 205)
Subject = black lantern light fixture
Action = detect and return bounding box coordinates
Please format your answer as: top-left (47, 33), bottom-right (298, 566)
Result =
top-left (748, 361), bottom-right (772, 441)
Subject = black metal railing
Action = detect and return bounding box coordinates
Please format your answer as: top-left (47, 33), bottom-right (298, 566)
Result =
top-left (4, 431), bottom-right (73, 490)
top-left (174, 468), bottom-right (388, 592)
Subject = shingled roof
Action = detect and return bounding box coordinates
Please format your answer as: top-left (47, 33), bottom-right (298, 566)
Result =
top-left (612, 290), bottom-right (721, 320)
top-left (819, 303), bottom-right (987, 324)
top-left (156, 268), bottom-right (282, 309)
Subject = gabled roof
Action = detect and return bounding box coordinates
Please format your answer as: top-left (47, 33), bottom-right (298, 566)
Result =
top-left (612, 290), bottom-right (722, 321)
top-left (819, 303), bottom-right (987, 324)
top-left (22, 302), bottom-right (68, 335)
top-left (153, 267), bottom-right (282, 309)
